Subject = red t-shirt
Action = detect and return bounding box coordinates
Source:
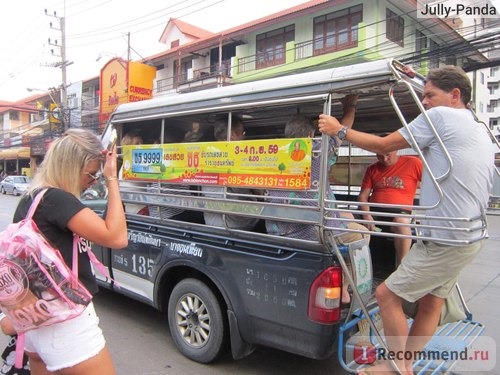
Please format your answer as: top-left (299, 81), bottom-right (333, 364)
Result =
top-left (361, 155), bottom-right (423, 206)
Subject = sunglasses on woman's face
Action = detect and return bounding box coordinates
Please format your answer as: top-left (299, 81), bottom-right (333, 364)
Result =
top-left (85, 171), bottom-right (103, 181)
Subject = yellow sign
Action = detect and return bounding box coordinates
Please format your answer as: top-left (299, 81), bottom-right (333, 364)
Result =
top-left (49, 103), bottom-right (62, 132)
top-left (99, 58), bottom-right (156, 123)
top-left (99, 58), bottom-right (128, 123)
top-left (121, 138), bottom-right (312, 189)
top-left (128, 61), bottom-right (156, 102)
top-left (0, 147), bottom-right (30, 160)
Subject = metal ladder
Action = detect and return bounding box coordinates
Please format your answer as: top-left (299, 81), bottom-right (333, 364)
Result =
top-left (330, 232), bottom-right (485, 374)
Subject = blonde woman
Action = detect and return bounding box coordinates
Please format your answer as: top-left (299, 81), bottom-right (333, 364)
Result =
top-left (13, 128), bottom-right (127, 375)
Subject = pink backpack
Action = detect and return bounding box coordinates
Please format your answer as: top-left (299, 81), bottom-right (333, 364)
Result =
top-left (0, 189), bottom-right (93, 367)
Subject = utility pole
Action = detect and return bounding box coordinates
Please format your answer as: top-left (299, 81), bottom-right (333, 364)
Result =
top-left (127, 32), bottom-right (131, 61)
top-left (45, 9), bottom-right (73, 130)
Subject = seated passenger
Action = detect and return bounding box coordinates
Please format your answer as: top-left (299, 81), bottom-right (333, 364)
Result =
top-left (358, 147), bottom-right (422, 266)
top-left (202, 117), bottom-right (261, 231)
top-left (184, 121), bottom-right (214, 143)
top-left (184, 121), bottom-right (203, 142)
top-left (266, 96), bottom-right (367, 303)
top-left (121, 132), bottom-right (143, 146)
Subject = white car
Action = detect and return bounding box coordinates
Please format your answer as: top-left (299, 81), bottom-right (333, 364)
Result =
top-left (0, 175), bottom-right (31, 196)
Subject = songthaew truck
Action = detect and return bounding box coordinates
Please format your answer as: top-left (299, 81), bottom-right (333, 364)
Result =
top-left (83, 59), bottom-right (498, 374)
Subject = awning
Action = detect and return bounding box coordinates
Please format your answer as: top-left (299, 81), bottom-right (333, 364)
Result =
top-left (0, 147), bottom-right (30, 160)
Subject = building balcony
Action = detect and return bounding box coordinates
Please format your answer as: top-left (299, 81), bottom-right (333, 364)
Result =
top-left (233, 24), bottom-right (374, 81)
top-left (82, 96), bottom-right (100, 112)
top-left (155, 61), bottom-right (233, 95)
top-left (487, 106), bottom-right (500, 116)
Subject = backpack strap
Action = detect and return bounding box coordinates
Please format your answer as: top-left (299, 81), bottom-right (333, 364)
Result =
top-left (72, 234), bottom-right (118, 288)
top-left (72, 235), bottom-right (78, 278)
top-left (26, 188), bottom-right (49, 220)
top-left (14, 332), bottom-right (25, 369)
top-left (72, 235), bottom-right (80, 288)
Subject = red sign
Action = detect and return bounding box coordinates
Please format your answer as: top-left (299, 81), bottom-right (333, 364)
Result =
top-left (354, 343), bottom-right (376, 364)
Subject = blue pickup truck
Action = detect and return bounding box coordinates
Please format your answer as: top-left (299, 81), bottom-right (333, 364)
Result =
top-left (84, 59), bottom-right (494, 373)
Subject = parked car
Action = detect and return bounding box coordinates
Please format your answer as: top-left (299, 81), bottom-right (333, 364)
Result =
top-left (0, 175), bottom-right (31, 196)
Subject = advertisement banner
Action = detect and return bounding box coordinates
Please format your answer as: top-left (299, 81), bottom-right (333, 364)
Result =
top-left (121, 138), bottom-right (312, 189)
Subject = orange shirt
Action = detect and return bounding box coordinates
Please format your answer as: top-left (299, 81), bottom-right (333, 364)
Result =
top-left (361, 155), bottom-right (422, 206)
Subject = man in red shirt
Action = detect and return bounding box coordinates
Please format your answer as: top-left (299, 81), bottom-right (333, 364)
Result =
top-left (358, 150), bottom-right (422, 265)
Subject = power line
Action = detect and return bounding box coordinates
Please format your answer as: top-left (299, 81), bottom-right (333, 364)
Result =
top-left (63, 0), bottom-right (221, 61)
top-left (0, 0), bottom-right (218, 94)
top-left (2, 0), bottom-right (498, 101)
top-left (65, 0), bottom-right (194, 39)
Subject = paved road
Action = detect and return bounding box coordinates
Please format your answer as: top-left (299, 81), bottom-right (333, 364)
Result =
top-left (452, 212), bottom-right (499, 374)
top-left (0, 193), bottom-right (498, 374)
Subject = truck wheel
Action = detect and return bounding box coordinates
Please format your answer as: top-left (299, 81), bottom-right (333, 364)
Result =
top-left (168, 278), bottom-right (228, 363)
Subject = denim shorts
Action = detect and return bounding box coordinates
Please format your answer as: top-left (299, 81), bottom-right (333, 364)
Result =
top-left (24, 302), bottom-right (106, 371)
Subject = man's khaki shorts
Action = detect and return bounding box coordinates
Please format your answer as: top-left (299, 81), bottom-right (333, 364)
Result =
top-left (385, 240), bottom-right (483, 302)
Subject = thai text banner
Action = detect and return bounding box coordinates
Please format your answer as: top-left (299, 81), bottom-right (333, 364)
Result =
top-left (121, 138), bottom-right (312, 189)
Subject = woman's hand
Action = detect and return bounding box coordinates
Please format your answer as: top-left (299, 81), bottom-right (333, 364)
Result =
top-left (0, 314), bottom-right (16, 336)
top-left (102, 145), bottom-right (118, 180)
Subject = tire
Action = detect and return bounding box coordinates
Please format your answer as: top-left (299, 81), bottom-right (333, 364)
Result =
top-left (13, 188), bottom-right (18, 196)
top-left (168, 278), bottom-right (228, 363)
top-left (1, 187), bottom-right (5, 194)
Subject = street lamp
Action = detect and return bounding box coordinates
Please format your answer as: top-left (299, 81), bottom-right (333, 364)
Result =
top-left (26, 87), bottom-right (58, 105)
top-left (96, 51), bottom-right (118, 62)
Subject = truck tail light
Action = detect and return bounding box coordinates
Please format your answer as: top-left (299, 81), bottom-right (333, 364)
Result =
top-left (308, 266), bottom-right (342, 323)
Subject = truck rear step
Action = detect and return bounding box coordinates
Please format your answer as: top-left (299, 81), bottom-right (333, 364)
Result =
top-left (339, 304), bottom-right (485, 374)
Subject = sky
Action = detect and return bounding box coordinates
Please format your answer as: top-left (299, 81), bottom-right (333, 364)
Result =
top-left (0, 0), bottom-right (307, 102)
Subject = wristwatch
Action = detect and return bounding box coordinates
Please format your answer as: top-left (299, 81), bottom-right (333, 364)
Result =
top-left (337, 126), bottom-right (348, 141)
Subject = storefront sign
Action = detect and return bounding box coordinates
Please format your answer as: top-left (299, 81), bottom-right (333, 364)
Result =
top-left (99, 58), bottom-right (156, 123)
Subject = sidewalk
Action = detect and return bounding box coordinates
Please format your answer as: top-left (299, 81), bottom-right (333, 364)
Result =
top-left (453, 213), bottom-right (500, 374)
